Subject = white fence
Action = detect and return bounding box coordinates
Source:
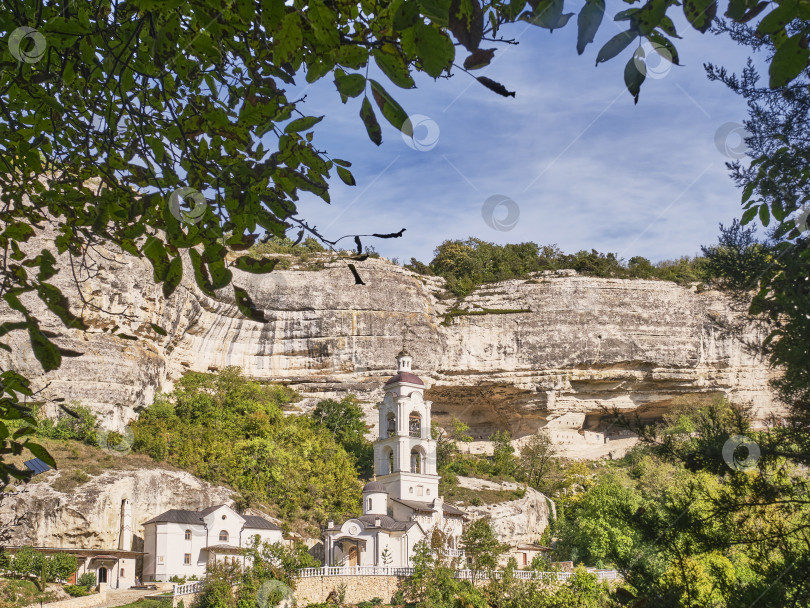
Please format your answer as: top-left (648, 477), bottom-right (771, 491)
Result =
top-left (173, 581), bottom-right (205, 596)
top-left (295, 566), bottom-right (619, 582)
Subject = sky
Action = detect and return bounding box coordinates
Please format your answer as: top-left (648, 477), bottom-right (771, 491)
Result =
top-left (287, 9), bottom-right (760, 265)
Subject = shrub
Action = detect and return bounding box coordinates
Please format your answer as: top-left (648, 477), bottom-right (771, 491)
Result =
top-left (77, 572), bottom-right (96, 588)
top-left (64, 585), bottom-right (91, 597)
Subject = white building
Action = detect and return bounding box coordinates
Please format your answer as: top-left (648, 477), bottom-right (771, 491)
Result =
top-left (323, 349), bottom-right (467, 568)
top-left (142, 504), bottom-right (283, 581)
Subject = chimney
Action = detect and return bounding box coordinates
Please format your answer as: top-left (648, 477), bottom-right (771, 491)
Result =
top-left (374, 517), bottom-right (381, 528)
top-left (118, 498), bottom-right (132, 550)
top-left (328, 520), bottom-right (334, 529)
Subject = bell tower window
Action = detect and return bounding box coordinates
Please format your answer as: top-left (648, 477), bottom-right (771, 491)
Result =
top-left (387, 412), bottom-right (396, 437)
top-left (409, 413), bottom-right (421, 438)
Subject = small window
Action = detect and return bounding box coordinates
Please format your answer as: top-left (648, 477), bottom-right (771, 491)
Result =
top-left (409, 413), bottom-right (421, 437)
top-left (157, 556), bottom-right (164, 565)
top-left (426, 489), bottom-right (431, 495)
top-left (120, 568), bottom-right (125, 577)
top-left (219, 530), bottom-right (229, 542)
top-left (185, 529), bottom-right (192, 540)
top-left (367, 498), bottom-right (372, 511)
top-left (184, 554), bottom-right (191, 565)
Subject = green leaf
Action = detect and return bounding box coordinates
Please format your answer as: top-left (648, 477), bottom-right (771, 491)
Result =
top-left (189, 249), bottom-right (215, 296)
top-left (143, 236), bottom-right (170, 282)
top-left (577, 0), bottom-right (605, 55)
top-left (519, 0), bottom-right (575, 30)
top-left (683, 0), bottom-right (717, 33)
top-left (647, 31), bottom-right (681, 65)
top-left (756, 0), bottom-right (798, 36)
top-left (759, 203), bottom-right (771, 226)
top-left (360, 97), bottom-right (383, 146)
top-left (418, 0), bottom-right (453, 26)
top-left (285, 116), bottom-right (325, 133)
top-left (742, 206), bottom-right (758, 224)
top-left (373, 49), bottom-right (416, 89)
top-left (233, 286), bottom-right (266, 322)
top-left (624, 55), bottom-right (646, 103)
top-left (596, 30), bottom-right (637, 65)
top-left (769, 34), bottom-right (810, 88)
top-left (28, 325), bottom-right (61, 372)
top-left (232, 256), bottom-right (281, 274)
top-left (150, 324), bottom-right (168, 336)
top-left (23, 442), bottom-right (56, 468)
top-left (163, 256), bottom-right (183, 298)
top-left (370, 80), bottom-right (412, 135)
top-left (393, 0), bottom-right (421, 29)
top-left (402, 22), bottom-right (455, 78)
top-left (337, 166), bottom-right (356, 186)
top-left (334, 69), bottom-right (367, 102)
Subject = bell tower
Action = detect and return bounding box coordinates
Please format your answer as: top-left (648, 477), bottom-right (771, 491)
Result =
top-left (373, 349), bottom-right (439, 501)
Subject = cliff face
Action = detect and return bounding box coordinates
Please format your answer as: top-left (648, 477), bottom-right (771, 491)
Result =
top-left (0, 468), bottom-right (234, 550)
top-left (1, 231), bottom-right (778, 458)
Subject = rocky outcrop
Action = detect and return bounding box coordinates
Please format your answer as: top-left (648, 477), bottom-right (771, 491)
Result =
top-left (0, 468), bottom-right (234, 549)
top-left (0, 229), bottom-right (779, 458)
top-left (463, 484), bottom-right (555, 546)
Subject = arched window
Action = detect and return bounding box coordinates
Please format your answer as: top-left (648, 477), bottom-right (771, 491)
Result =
top-left (367, 498), bottom-right (372, 511)
top-left (219, 530), bottom-right (229, 542)
top-left (410, 448), bottom-right (422, 474)
top-left (409, 412), bottom-right (421, 438)
top-left (185, 529), bottom-right (192, 540)
top-left (386, 412), bottom-right (396, 437)
top-left (382, 446), bottom-right (394, 474)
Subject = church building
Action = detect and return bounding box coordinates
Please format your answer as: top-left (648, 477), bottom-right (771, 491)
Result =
top-left (323, 350), bottom-right (467, 568)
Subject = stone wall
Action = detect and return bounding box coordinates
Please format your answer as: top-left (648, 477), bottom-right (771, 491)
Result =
top-left (293, 575), bottom-right (402, 606)
top-left (24, 589), bottom-right (107, 608)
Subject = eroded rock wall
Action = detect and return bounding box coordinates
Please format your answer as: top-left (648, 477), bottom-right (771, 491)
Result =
top-left (0, 230), bottom-right (779, 458)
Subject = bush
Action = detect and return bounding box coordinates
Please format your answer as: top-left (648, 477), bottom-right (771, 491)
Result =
top-left (34, 403), bottom-right (98, 445)
top-left (64, 585), bottom-right (91, 597)
top-left (77, 572), bottom-right (96, 588)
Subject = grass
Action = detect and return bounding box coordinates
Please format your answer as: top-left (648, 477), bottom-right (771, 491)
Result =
top-left (441, 308), bottom-right (532, 325)
top-left (439, 478), bottom-right (525, 506)
top-left (116, 600), bottom-right (173, 608)
top-left (4, 437), bottom-right (191, 494)
top-left (0, 578), bottom-right (60, 608)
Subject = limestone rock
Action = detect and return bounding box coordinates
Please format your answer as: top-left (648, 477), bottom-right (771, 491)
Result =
top-left (0, 230), bottom-right (781, 459)
top-left (464, 486), bottom-right (555, 546)
top-left (0, 468), bottom-right (234, 549)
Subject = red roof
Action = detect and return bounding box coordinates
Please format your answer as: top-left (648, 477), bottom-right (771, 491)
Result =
top-left (384, 372), bottom-right (424, 386)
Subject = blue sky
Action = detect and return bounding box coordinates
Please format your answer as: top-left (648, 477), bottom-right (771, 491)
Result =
top-left (289, 11), bottom-right (758, 264)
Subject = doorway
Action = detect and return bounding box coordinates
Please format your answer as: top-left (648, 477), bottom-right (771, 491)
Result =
top-left (348, 546), bottom-right (358, 567)
top-left (98, 567), bottom-right (107, 583)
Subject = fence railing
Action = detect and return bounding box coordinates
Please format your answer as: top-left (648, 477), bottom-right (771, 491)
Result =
top-left (295, 566), bottom-right (619, 582)
top-left (173, 581), bottom-right (205, 596)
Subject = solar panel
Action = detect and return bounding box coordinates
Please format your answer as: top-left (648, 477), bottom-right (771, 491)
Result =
top-left (24, 458), bottom-right (51, 475)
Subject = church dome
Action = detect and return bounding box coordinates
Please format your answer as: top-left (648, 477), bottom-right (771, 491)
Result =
top-left (384, 372), bottom-right (424, 386)
top-left (362, 481), bottom-right (387, 494)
